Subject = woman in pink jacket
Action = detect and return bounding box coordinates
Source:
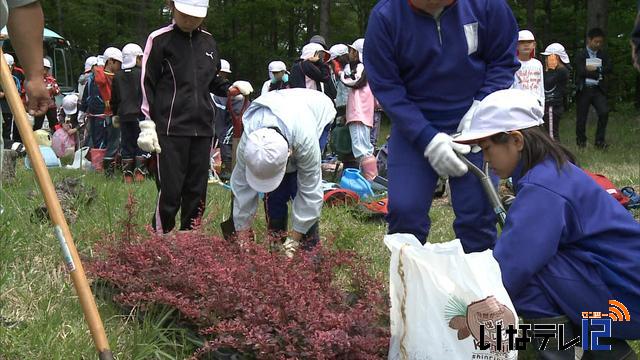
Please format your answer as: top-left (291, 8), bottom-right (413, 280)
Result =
top-left (340, 38), bottom-right (378, 180)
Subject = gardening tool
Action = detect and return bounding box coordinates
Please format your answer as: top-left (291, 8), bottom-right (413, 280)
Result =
top-left (0, 50), bottom-right (113, 359)
top-left (457, 154), bottom-right (507, 229)
top-left (220, 94), bottom-right (250, 239)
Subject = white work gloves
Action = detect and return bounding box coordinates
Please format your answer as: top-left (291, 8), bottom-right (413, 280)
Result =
top-left (424, 133), bottom-right (471, 177)
top-left (137, 120), bottom-right (161, 153)
top-left (231, 80), bottom-right (253, 96)
top-left (283, 237), bottom-right (300, 258)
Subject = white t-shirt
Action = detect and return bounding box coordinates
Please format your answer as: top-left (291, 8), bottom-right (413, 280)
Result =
top-left (512, 58), bottom-right (545, 105)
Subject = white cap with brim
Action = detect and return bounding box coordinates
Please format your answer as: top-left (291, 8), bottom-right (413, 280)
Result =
top-left (43, 58), bottom-right (51, 68)
top-left (174, 0), bottom-right (209, 18)
top-left (540, 42), bottom-right (570, 64)
top-left (62, 94), bottom-right (79, 115)
top-left (454, 89), bottom-right (544, 144)
top-left (4, 53), bottom-right (14, 67)
top-left (122, 43), bottom-right (144, 69)
top-left (518, 30), bottom-right (535, 41)
top-left (84, 56), bottom-right (98, 72)
top-left (244, 128), bottom-right (289, 193)
top-left (268, 61), bottom-right (287, 73)
top-left (220, 59), bottom-right (232, 73)
top-left (329, 44), bottom-right (348, 60)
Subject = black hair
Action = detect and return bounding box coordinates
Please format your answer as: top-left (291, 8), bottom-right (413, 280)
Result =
top-left (587, 27), bottom-right (606, 39)
top-left (489, 126), bottom-right (577, 175)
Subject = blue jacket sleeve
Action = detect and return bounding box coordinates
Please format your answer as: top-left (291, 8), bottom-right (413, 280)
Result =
top-left (493, 183), bottom-right (574, 298)
top-left (364, 11), bottom-right (439, 151)
top-left (475, 0), bottom-right (519, 100)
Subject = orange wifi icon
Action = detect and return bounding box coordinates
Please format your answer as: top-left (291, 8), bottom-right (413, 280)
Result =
top-left (606, 300), bottom-right (631, 322)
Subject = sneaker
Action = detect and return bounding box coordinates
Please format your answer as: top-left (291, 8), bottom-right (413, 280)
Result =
top-left (123, 171), bottom-right (134, 184)
top-left (595, 142), bottom-right (609, 150)
top-left (134, 169), bottom-right (146, 182)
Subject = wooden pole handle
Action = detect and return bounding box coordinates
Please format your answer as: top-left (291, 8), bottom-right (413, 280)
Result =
top-left (0, 50), bottom-right (113, 359)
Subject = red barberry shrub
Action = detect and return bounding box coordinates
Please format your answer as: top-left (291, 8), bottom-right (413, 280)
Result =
top-left (87, 197), bottom-right (389, 359)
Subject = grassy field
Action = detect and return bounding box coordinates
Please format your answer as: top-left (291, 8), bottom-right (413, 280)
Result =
top-left (0, 104), bottom-right (638, 359)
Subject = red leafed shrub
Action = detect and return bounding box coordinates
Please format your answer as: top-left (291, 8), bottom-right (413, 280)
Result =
top-left (87, 196), bottom-right (389, 359)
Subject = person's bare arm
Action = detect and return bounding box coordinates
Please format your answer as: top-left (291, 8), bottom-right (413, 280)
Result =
top-left (7, 1), bottom-right (49, 115)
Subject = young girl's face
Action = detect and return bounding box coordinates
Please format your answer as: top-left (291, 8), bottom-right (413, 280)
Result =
top-left (478, 132), bottom-right (524, 179)
top-left (517, 41), bottom-right (535, 60)
top-left (173, 7), bottom-right (204, 33)
top-left (348, 48), bottom-right (359, 62)
top-left (545, 54), bottom-right (559, 70)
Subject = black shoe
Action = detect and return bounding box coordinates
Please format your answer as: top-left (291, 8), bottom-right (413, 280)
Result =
top-left (595, 142), bottom-right (609, 150)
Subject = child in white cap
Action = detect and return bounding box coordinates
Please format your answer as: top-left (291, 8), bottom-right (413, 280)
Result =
top-left (0, 53), bottom-right (25, 154)
top-left (340, 38), bottom-right (378, 180)
top-left (230, 89), bottom-right (336, 256)
top-left (455, 89), bottom-right (640, 359)
top-left (32, 57), bottom-right (60, 132)
top-left (512, 30), bottom-right (545, 105)
top-left (111, 43), bottom-right (146, 183)
top-left (260, 61), bottom-right (290, 95)
top-left (140, 0), bottom-right (252, 233)
top-left (540, 43), bottom-right (571, 142)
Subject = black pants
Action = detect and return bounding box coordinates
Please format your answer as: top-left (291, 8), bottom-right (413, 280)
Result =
top-left (543, 104), bottom-right (564, 142)
top-left (2, 111), bottom-right (22, 148)
top-left (120, 120), bottom-right (142, 160)
top-left (33, 108), bottom-right (58, 131)
top-left (153, 135), bottom-right (212, 233)
top-left (576, 87), bottom-right (609, 145)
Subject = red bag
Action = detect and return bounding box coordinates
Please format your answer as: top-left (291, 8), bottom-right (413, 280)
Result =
top-left (583, 170), bottom-right (630, 207)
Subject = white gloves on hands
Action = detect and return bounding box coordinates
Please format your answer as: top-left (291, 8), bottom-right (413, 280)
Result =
top-left (137, 120), bottom-right (161, 153)
top-left (283, 238), bottom-right (300, 258)
top-left (232, 80), bottom-right (253, 96)
top-left (424, 133), bottom-right (471, 177)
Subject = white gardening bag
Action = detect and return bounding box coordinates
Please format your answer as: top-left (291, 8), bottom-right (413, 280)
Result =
top-left (385, 234), bottom-right (518, 360)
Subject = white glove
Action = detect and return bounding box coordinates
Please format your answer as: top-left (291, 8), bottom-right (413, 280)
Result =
top-left (232, 80), bottom-right (253, 96)
top-left (424, 133), bottom-right (471, 177)
top-left (137, 120), bottom-right (161, 153)
top-left (456, 100), bottom-right (480, 133)
top-left (283, 238), bottom-right (300, 258)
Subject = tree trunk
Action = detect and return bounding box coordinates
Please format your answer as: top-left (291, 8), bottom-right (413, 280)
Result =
top-left (526, 0), bottom-right (535, 31)
top-left (586, 0), bottom-right (608, 36)
top-left (319, 0), bottom-right (331, 43)
top-left (287, 6), bottom-right (296, 59)
top-left (543, 0), bottom-right (551, 47)
top-left (56, 0), bottom-right (64, 35)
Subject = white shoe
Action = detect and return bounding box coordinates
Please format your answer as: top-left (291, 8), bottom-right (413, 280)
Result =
top-left (283, 238), bottom-right (300, 258)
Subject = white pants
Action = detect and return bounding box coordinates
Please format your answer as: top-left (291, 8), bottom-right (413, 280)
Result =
top-left (348, 121), bottom-right (373, 159)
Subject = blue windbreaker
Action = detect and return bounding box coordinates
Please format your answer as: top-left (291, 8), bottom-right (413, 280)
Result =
top-left (364, 0), bottom-right (520, 150)
top-left (494, 158), bottom-right (640, 339)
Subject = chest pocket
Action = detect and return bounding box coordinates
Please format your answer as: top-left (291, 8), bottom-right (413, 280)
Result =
top-left (463, 22), bottom-right (478, 55)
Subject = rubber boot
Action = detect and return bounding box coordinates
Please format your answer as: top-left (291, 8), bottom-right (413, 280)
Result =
top-left (90, 148), bottom-right (106, 172)
top-left (267, 216), bottom-right (288, 243)
top-left (219, 160), bottom-right (233, 182)
top-left (134, 156), bottom-right (147, 182)
top-left (360, 155), bottom-right (378, 181)
top-left (103, 157), bottom-right (115, 178)
top-left (122, 159), bottom-right (135, 184)
top-left (301, 222), bottom-right (320, 250)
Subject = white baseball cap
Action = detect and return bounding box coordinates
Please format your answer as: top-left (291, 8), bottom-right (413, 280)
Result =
top-left (122, 43), bottom-right (143, 69)
top-left (103, 47), bottom-right (123, 63)
top-left (96, 55), bottom-right (106, 66)
top-left (174, 0), bottom-right (209, 18)
top-left (84, 56), bottom-right (98, 72)
top-left (43, 58), bottom-right (51, 68)
top-left (348, 38), bottom-right (365, 62)
top-left (518, 30), bottom-right (535, 41)
top-left (220, 59), bottom-right (231, 73)
top-left (541, 43), bottom-right (570, 64)
top-left (329, 44), bottom-right (348, 60)
top-left (300, 42), bottom-right (325, 60)
top-left (454, 89), bottom-right (544, 144)
top-left (4, 53), bottom-right (14, 67)
top-left (268, 61), bottom-right (287, 73)
top-left (62, 94), bottom-right (79, 115)
top-left (244, 128), bottom-right (290, 193)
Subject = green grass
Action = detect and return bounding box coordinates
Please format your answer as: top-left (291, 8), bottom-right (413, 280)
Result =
top-left (0, 104), bottom-right (638, 358)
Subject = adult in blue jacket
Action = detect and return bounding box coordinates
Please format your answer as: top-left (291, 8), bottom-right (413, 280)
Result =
top-left (456, 89), bottom-right (640, 359)
top-left (364, 0), bottom-right (520, 252)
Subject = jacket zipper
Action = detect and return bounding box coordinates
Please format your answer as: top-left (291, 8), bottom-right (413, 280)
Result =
top-left (190, 32), bottom-right (199, 137)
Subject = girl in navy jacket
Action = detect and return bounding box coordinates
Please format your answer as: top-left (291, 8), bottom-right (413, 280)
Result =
top-left (456, 89), bottom-right (640, 359)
